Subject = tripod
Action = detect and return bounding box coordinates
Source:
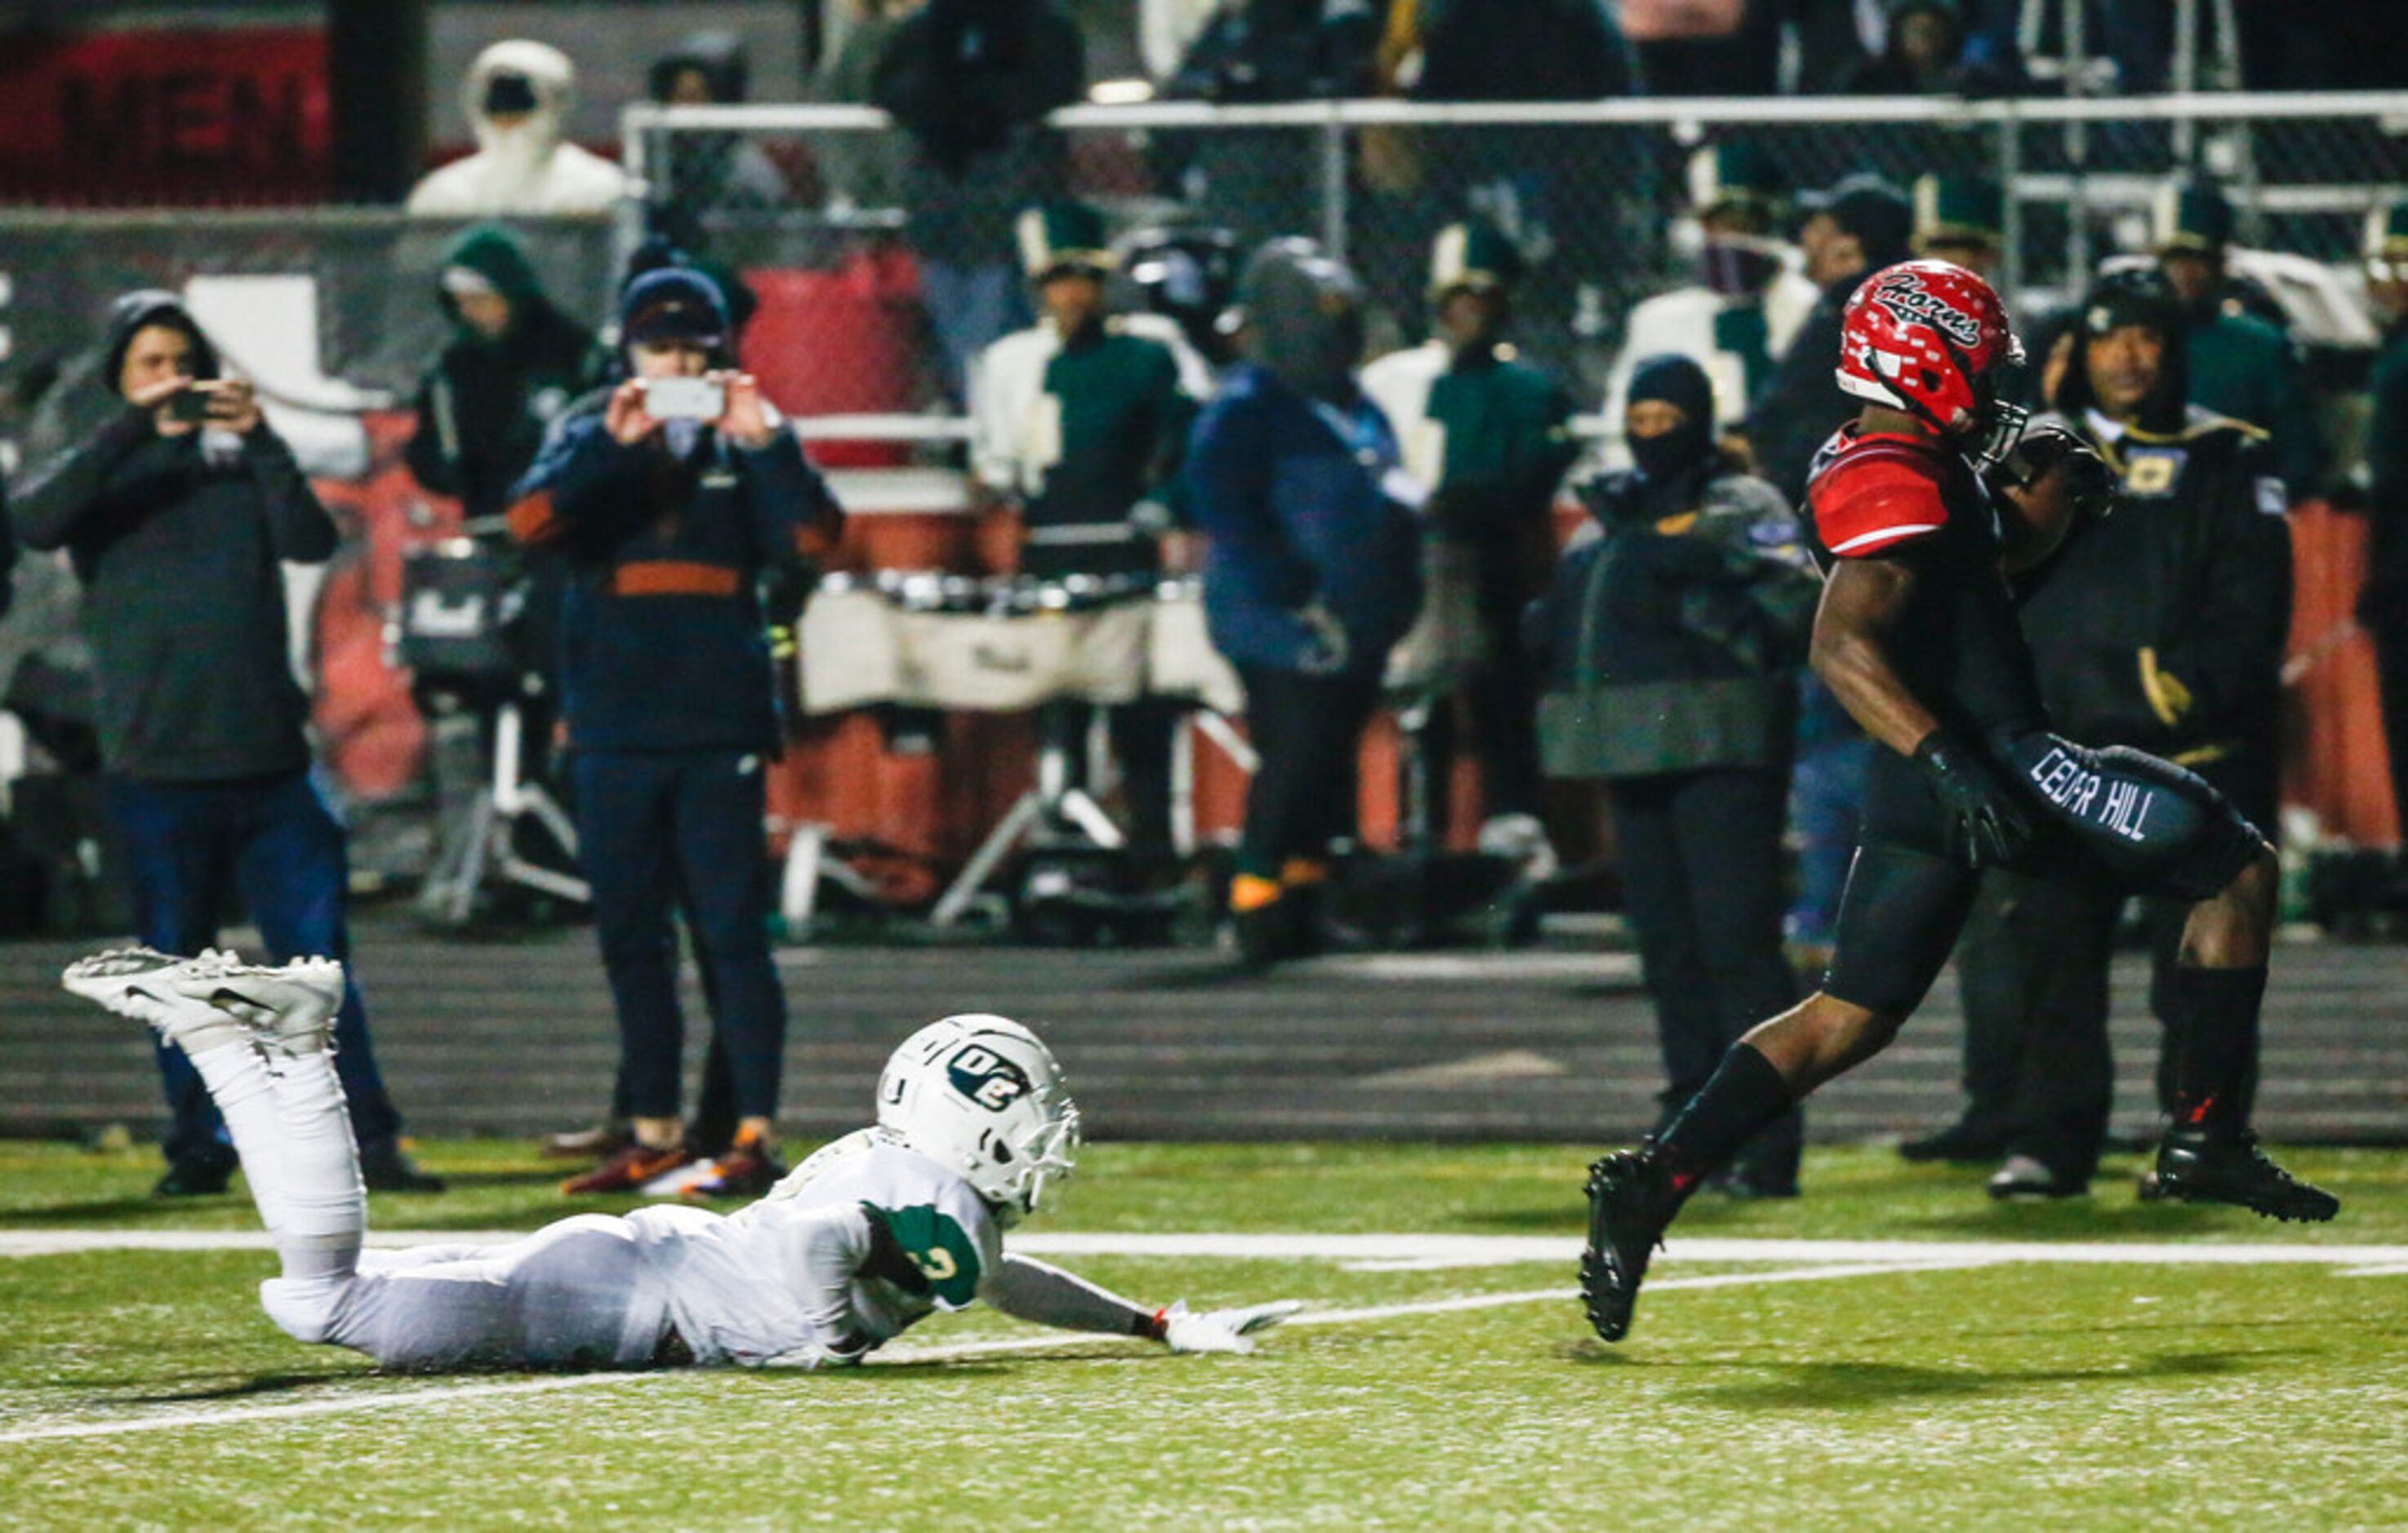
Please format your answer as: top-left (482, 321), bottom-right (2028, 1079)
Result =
top-left (419, 696), bottom-right (590, 926)
top-left (931, 700), bottom-right (1127, 929)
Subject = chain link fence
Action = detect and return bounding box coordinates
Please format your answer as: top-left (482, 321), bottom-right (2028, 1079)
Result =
top-left (624, 93), bottom-right (2408, 410)
top-left (1, 95), bottom-right (2401, 463)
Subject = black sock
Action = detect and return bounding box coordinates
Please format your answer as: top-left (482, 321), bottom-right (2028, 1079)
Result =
top-left (1654, 1044), bottom-right (1795, 1198)
top-left (2169, 966), bottom-right (2265, 1136)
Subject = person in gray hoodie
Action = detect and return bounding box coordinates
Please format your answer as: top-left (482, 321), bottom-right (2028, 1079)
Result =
top-left (11, 292), bottom-right (438, 1196)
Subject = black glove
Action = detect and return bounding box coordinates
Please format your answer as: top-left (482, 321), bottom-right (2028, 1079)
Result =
top-left (1991, 423), bottom-right (2116, 522)
top-left (1911, 733), bottom-right (2035, 869)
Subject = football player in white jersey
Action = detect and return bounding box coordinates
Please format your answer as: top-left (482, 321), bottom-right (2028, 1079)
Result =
top-left (60, 949), bottom-right (1297, 1372)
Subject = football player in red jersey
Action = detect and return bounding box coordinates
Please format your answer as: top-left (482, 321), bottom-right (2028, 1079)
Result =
top-left (1579, 260), bottom-right (2337, 1344)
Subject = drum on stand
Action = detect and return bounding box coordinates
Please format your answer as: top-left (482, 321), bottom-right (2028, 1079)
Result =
top-left (392, 540), bottom-right (525, 689)
top-left (1143, 578), bottom-right (1246, 716)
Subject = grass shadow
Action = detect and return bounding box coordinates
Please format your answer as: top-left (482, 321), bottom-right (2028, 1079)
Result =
top-left (114, 1371), bottom-right (355, 1406)
top-left (1566, 1344), bottom-right (2284, 1408)
top-left (1905, 1202), bottom-right (2230, 1237)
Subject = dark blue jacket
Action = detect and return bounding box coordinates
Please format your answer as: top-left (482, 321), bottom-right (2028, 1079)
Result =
top-left (507, 407), bottom-right (843, 753)
top-left (1184, 363), bottom-right (1422, 678)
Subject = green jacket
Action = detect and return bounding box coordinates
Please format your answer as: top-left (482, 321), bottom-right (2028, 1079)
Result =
top-left (972, 318), bottom-right (1197, 577)
top-left (1360, 340), bottom-right (1578, 543)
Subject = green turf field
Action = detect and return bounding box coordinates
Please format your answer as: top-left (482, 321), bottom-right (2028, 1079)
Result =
top-left (4, 1140), bottom-right (2406, 1528)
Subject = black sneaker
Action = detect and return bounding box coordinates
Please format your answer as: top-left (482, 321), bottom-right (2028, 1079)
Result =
top-left (1231, 902), bottom-right (1296, 970)
top-left (152, 1160), bottom-right (235, 1198)
top-left (2151, 1129), bottom-right (2337, 1223)
top-left (360, 1140), bottom-right (447, 1194)
top-left (1581, 1149), bottom-right (1681, 1343)
top-left (1898, 1118), bottom-right (2012, 1164)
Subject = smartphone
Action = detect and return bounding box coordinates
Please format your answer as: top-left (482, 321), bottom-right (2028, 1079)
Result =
top-left (643, 376), bottom-right (724, 420)
top-left (164, 384), bottom-right (215, 424)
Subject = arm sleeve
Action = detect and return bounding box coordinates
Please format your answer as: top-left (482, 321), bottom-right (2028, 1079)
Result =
top-left (1142, 344), bottom-right (1200, 514)
top-left (2263, 338), bottom-right (2326, 499)
top-left (968, 343), bottom-right (1022, 495)
top-left (402, 373), bottom-right (461, 499)
top-left (246, 428), bottom-right (340, 564)
top-left (738, 422), bottom-right (847, 566)
top-left (9, 407), bottom-right (158, 552)
top-left (1185, 393), bottom-right (1307, 595)
top-left (2161, 459), bottom-right (2293, 735)
top-left (503, 412), bottom-right (644, 553)
top-left (986, 1253), bottom-right (1158, 1338)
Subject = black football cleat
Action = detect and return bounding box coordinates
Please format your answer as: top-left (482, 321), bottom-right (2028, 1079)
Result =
top-left (1581, 1150), bottom-right (1680, 1343)
top-left (2151, 1129), bottom-right (2338, 1224)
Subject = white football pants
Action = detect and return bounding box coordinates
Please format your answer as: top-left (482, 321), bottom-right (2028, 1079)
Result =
top-left (183, 1034), bottom-right (666, 1371)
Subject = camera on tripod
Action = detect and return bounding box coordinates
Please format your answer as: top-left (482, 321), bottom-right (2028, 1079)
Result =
top-left (391, 538), bottom-right (588, 926)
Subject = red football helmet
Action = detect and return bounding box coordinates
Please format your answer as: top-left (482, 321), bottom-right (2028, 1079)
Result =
top-left (1836, 260), bottom-right (2028, 463)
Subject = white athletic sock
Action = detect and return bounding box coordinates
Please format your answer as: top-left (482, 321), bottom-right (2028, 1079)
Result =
top-left (260, 1046), bottom-right (365, 1286)
top-left (179, 1040), bottom-right (291, 1233)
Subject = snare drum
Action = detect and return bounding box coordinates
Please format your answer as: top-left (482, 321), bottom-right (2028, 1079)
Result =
top-left (394, 540), bottom-right (524, 683)
top-left (794, 573), bottom-right (1154, 714)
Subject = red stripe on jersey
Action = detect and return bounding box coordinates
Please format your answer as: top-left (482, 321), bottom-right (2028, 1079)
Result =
top-left (1809, 436), bottom-right (1953, 560)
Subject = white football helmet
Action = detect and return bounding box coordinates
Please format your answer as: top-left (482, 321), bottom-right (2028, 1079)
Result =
top-left (876, 1015), bottom-right (1081, 1224)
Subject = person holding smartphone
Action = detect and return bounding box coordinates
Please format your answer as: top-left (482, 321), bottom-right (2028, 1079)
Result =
top-left (9, 291), bottom-right (438, 1196)
top-left (507, 267), bottom-right (844, 1198)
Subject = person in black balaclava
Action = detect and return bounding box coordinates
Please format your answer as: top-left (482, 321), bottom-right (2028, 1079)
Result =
top-left (1533, 353), bottom-right (1821, 1196)
top-left (1185, 238), bottom-right (1422, 966)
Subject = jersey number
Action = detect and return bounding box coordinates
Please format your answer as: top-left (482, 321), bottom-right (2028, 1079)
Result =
top-left (911, 1247), bottom-right (959, 1282)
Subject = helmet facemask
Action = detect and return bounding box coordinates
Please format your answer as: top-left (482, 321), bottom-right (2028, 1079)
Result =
top-left (1960, 340), bottom-right (2030, 467)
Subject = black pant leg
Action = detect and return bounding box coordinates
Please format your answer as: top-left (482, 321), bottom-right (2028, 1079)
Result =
top-left (1993, 874), bottom-right (2121, 1183)
top-left (1108, 700), bottom-right (1181, 869)
top-left (1672, 767), bottom-right (1805, 1187)
top-left (1463, 581), bottom-right (1543, 821)
top-left (666, 750), bottom-right (788, 1126)
top-left (2373, 623), bottom-right (2408, 835)
top-left (1609, 776), bottom-right (1721, 1122)
top-left (1236, 666), bottom-right (1376, 878)
top-left (1950, 875), bottom-right (2047, 1141)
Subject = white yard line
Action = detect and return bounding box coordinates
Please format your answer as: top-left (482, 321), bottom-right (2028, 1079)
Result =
top-left (0, 1260), bottom-right (1972, 1447)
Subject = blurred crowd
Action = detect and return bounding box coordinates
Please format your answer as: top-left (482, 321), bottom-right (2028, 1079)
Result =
top-left (2, 2), bottom-right (2406, 1198)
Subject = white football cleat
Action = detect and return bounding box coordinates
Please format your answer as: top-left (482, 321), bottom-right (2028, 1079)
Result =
top-left (63, 947), bottom-right (251, 1054)
top-left (159, 954), bottom-right (348, 1057)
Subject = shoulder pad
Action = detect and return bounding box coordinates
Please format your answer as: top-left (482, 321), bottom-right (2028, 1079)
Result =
top-left (1809, 443), bottom-right (1952, 558)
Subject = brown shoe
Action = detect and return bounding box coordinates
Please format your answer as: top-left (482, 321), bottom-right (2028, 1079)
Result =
top-left (559, 1140), bottom-right (695, 1196)
top-left (683, 1129), bottom-right (786, 1199)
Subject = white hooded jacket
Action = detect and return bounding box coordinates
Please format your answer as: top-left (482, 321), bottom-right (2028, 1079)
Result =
top-left (407, 40), bottom-right (628, 217)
